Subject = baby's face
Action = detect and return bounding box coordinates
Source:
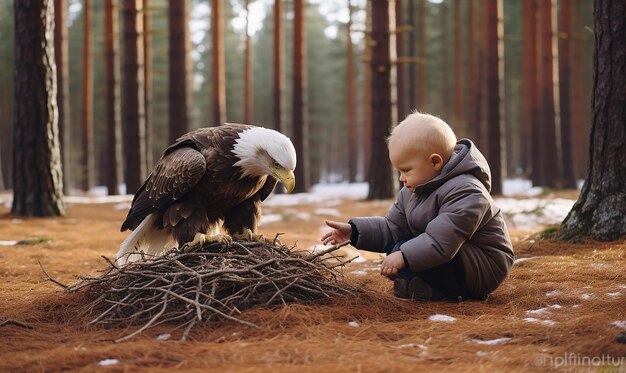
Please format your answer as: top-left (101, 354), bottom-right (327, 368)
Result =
top-left (389, 144), bottom-right (440, 192)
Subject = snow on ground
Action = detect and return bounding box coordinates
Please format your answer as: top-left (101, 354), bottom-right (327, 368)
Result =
top-left (0, 179), bottom-right (578, 232)
top-left (428, 314), bottom-right (457, 323)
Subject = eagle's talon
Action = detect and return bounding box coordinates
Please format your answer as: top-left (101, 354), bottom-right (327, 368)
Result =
top-left (232, 229), bottom-right (267, 242)
top-left (188, 233), bottom-right (232, 248)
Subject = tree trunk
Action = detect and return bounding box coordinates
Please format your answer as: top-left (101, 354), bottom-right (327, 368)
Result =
top-left (362, 0), bottom-right (372, 180)
top-left (560, 0), bottom-right (626, 241)
top-left (407, 0), bottom-right (415, 110)
top-left (453, 0), bottom-right (462, 129)
top-left (521, 0), bottom-right (538, 178)
top-left (416, 0), bottom-right (426, 111)
top-left (211, 0), bottom-right (226, 126)
top-left (346, 0), bottom-right (357, 182)
top-left (169, 0), bottom-right (190, 143)
top-left (395, 0), bottom-right (405, 119)
top-left (558, 0), bottom-right (577, 189)
top-left (104, 0), bottom-right (122, 195)
top-left (12, 0), bottom-right (65, 216)
top-left (272, 0), bottom-right (284, 132)
top-left (484, 0), bottom-right (503, 195)
top-left (243, 0), bottom-right (253, 124)
top-left (441, 1), bottom-right (449, 117)
top-left (121, 0), bottom-right (146, 194)
top-left (538, 0), bottom-right (559, 188)
top-left (570, 1), bottom-right (591, 181)
top-left (466, 0), bottom-right (479, 141)
top-left (54, 0), bottom-right (70, 194)
top-left (143, 0), bottom-right (153, 169)
top-left (292, 0), bottom-right (309, 192)
top-left (81, 0), bottom-right (94, 192)
top-left (367, 0), bottom-right (395, 200)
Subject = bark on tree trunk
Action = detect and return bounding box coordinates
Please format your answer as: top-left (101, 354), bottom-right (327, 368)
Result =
top-left (292, 0), bottom-right (309, 192)
top-left (538, 0), bottom-right (559, 188)
top-left (272, 0), bottom-right (284, 132)
top-left (81, 0), bottom-right (94, 192)
top-left (367, 0), bottom-right (395, 200)
top-left (121, 0), bottom-right (146, 194)
top-left (168, 0), bottom-right (190, 143)
top-left (416, 0), bottom-right (426, 111)
top-left (346, 0), bottom-right (357, 182)
top-left (104, 0), bottom-right (122, 195)
top-left (560, 0), bottom-right (626, 241)
top-left (558, 0), bottom-right (577, 189)
top-left (54, 0), bottom-right (70, 193)
top-left (12, 0), bottom-right (65, 216)
top-left (244, 0), bottom-right (253, 124)
top-left (484, 0), bottom-right (503, 195)
top-left (211, 0), bottom-right (226, 127)
top-left (143, 0), bottom-right (153, 169)
top-left (522, 0), bottom-right (538, 178)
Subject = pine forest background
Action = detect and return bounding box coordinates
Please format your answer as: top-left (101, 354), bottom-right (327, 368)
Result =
top-left (0, 0), bottom-right (595, 196)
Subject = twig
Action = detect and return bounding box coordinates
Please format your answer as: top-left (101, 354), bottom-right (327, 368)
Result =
top-left (0, 319), bottom-right (33, 329)
top-left (38, 260), bottom-right (69, 289)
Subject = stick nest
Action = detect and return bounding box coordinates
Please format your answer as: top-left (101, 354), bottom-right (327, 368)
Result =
top-left (45, 239), bottom-right (357, 342)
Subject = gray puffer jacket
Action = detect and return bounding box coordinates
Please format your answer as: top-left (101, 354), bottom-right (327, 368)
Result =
top-left (350, 139), bottom-right (514, 297)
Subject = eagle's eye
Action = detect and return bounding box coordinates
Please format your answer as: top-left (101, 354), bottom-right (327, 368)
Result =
top-left (273, 161), bottom-right (281, 168)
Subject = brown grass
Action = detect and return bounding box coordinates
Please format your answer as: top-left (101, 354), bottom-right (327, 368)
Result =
top-left (0, 193), bottom-right (625, 372)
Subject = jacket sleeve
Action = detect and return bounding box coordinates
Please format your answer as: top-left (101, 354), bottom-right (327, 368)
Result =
top-left (400, 183), bottom-right (491, 271)
top-left (348, 189), bottom-right (413, 253)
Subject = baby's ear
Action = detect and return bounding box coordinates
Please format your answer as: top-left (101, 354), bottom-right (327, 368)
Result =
top-left (430, 154), bottom-right (444, 171)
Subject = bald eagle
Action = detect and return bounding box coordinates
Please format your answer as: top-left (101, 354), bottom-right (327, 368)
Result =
top-left (116, 124), bottom-right (296, 266)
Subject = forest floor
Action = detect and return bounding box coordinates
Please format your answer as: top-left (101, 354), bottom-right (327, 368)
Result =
top-left (0, 189), bottom-right (624, 372)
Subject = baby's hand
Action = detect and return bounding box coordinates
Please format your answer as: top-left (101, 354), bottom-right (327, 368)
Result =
top-left (321, 220), bottom-right (352, 245)
top-left (381, 251), bottom-right (405, 278)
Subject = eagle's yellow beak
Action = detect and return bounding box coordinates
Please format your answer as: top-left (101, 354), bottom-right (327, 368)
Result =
top-left (275, 168), bottom-right (296, 193)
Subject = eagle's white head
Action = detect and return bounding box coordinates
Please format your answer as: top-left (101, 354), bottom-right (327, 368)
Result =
top-left (231, 126), bottom-right (297, 192)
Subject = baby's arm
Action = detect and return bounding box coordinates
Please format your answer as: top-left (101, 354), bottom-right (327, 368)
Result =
top-left (321, 220), bottom-right (352, 245)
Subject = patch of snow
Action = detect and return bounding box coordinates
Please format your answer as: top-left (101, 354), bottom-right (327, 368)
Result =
top-left (468, 337), bottom-right (512, 345)
top-left (572, 304), bottom-right (581, 308)
top-left (428, 314), bottom-right (456, 323)
top-left (348, 321), bottom-right (360, 328)
top-left (502, 178), bottom-right (542, 197)
top-left (99, 359), bottom-right (119, 366)
top-left (606, 292), bottom-right (622, 297)
top-left (618, 284), bottom-right (626, 289)
top-left (526, 304), bottom-right (562, 315)
top-left (495, 197), bottom-right (575, 230)
top-left (476, 351), bottom-right (489, 357)
top-left (155, 333), bottom-right (171, 341)
top-left (545, 290), bottom-right (560, 297)
top-left (611, 321), bottom-right (626, 329)
top-left (581, 293), bottom-right (594, 300)
top-left (396, 343), bottom-right (428, 350)
top-left (314, 208), bottom-right (341, 216)
top-left (0, 241), bottom-right (18, 246)
top-left (523, 317), bottom-right (556, 326)
top-left (259, 214), bottom-right (282, 225)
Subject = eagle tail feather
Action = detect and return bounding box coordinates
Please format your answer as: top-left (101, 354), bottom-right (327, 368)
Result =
top-left (116, 214), bottom-right (174, 266)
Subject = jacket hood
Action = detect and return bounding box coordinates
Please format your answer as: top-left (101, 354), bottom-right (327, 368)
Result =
top-left (413, 138), bottom-right (492, 194)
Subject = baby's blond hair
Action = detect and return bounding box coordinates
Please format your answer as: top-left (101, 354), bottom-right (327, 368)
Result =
top-left (388, 112), bottom-right (457, 162)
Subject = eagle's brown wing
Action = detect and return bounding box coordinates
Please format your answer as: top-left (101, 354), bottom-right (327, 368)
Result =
top-left (121, 146), bottom-right (206, 231)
